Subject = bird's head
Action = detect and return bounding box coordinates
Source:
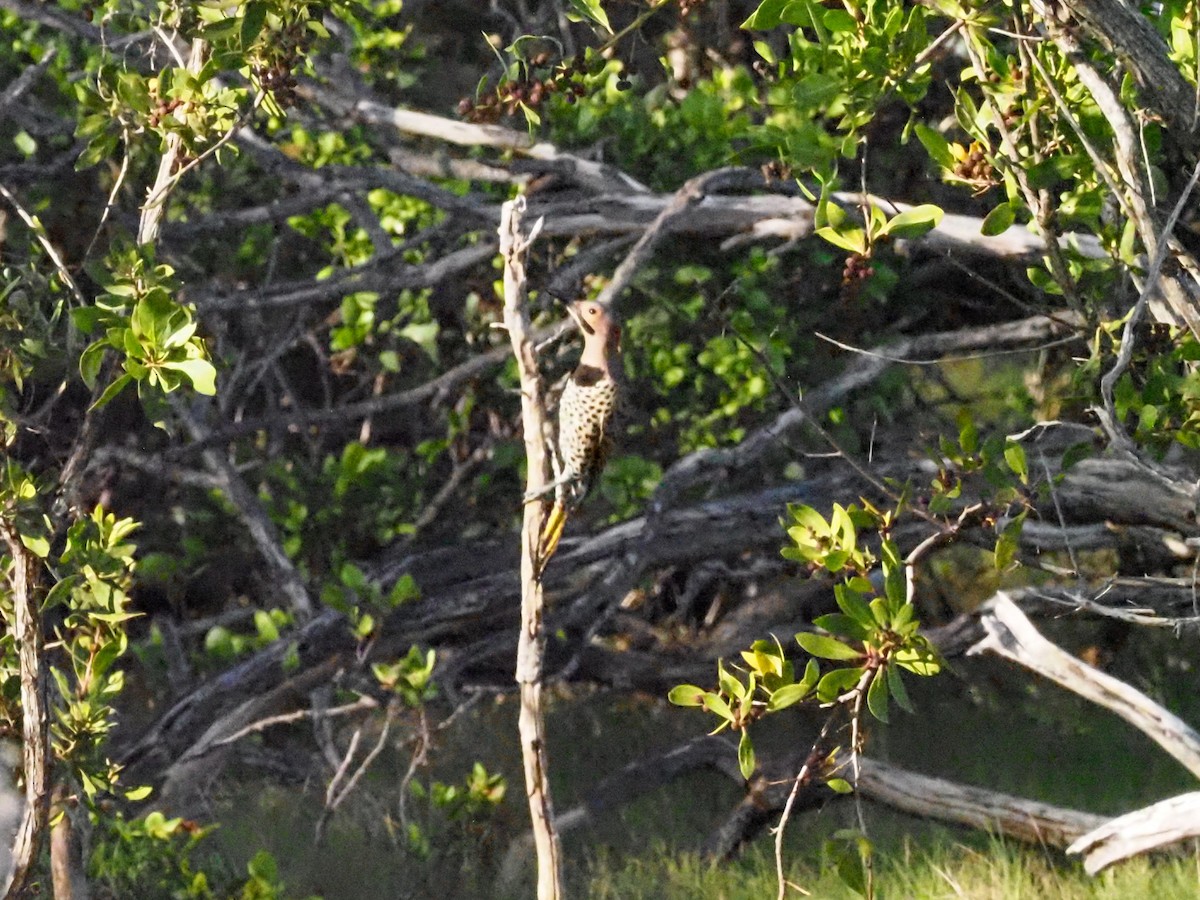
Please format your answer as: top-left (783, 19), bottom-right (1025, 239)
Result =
top-left (565, 299), bottom-right (621, 353)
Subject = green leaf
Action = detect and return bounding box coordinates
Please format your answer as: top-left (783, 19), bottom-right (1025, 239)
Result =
top-left (817, 666), bottom-right (864, 702)
top-left (766, 681), bottom-right (811, 712)
top-left (14, 131), bottom-right (36, 157)
top-left (241, 1), bottom-right (268, 46)
top-left (90, 373), bottom-right (133, 409)
top-left (958, 415), bottom-right (978, 455)
top-left (1004, 440), bottom-right (1028, 483)
top-left (895, 643), bottom-right (942, 676)
top-left (994, 513), bottom-right (1025, 570)
top-left (124, 785), bottom-right (153, 801)
top-left (798, 657), bottom-right (820, 693)
top-left (702, 691), bottom-right (734, 723)
top-left (247, 850), bottom-right (278, 883)
top-left (879, 204), bottom-right (944, 240)
top-left (797, 632), bottom-right (862, 661)
top-left (742, 0), bottom-right (789, 29)
top-left (813, 613), bottom-right (869, 641)
top-left (388, 573), bottom-right (421, 606)
top-left (866, 670), bottom-right (889, 722)
top-left (668, 684), bottom-right (710, 707)
top-left (826, 777), bottom-right (853, 794)
top-left (793, 73), bottom-right (841, 109)
top-left (914, 123), bottom-right (955, 169)
top-left (752, 40), bottom-right (776, 64)
top-left (566, 0), bottom-right (611, 32)
top-left (254, 609), bottom-right (279, 643)
top-left (834, 584), bottom-right (875, 627)
top-left (738, 731), bottom-right (756, 780)
top-left (717, 659), bottom-right (745, 700)
top-left (162, 357), bottom-right (217, 395)
top-left (886, 664), bottom-right (914, 713)
top-left (815, 225), bottom-right (867, 254)
top-left (980, 202), bottom-right (1016, 236)
top-left (79, 340), bottom-right (107, 390)
top-left (20, 533), bottom-right (50, 558)
top-left (823, 8), bottom-right (857, 31)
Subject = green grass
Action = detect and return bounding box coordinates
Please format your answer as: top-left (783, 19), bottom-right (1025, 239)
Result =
top-left (584, 838), bottom-right (1200, 900)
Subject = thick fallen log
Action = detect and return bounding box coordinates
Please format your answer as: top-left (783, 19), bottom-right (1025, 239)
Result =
top-left (852, 758), bottom-right (1107, 848)
top-left (544, 729), bottom-right (1106, 862)
top-left (1067, 792), bottom-right (1200, 874)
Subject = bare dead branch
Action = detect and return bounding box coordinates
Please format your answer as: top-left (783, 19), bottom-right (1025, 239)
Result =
top-left (0, 48), bottom-right (55, 118)
top-left (970, 594), bottom-right (1200, 779)
top-left (499, 196), bottom-right (562, 898)
top-left (174, 403), bottom-right (315, 620)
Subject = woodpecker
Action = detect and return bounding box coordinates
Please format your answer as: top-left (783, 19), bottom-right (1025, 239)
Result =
top-left (536, 299), bottom-right (622, 574)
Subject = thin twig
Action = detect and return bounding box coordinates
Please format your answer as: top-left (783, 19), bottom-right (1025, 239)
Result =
top-left (0, 181), bottom-right (86, 306)
top-left (813, 330), bottom-right (1080, 365)
top-left (772, 716), bottom-right (835, 900)
top-left (213, 695), bottom-right (379, 747)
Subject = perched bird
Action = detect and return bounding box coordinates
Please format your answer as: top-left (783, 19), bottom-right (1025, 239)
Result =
top-left (535, 298), bottom-right (622, 575)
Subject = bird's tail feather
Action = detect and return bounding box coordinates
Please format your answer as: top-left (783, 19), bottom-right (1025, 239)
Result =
top-left (535, 500), bottom-right (568, 578)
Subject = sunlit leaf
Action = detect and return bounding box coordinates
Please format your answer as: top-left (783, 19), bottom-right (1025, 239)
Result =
top-left (797, 632), bottom-right (862, 661)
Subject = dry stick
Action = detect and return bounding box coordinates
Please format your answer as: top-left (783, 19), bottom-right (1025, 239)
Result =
top-left (0, 182), bottom-right (86, 306)
top-left (316, 701), bottom-right (398, 843)
top-left (1098, 157), bottom-right (1200, 448)
top-left (593, 167), bottom-right (770, 312)
top-left (1, 524), bottom-right (50, 900)
top-left (499, 197), bottom-right (562, 900)
top-left (772, 716), bottom-right (836, 900)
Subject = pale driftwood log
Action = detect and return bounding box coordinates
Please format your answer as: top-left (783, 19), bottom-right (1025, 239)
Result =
top-left (695, 740), bottom-right (1105, 859)
top-left (1067, 792), bottom-right (1200, 874)
top-left (499, 197), bottom-right (562, 899)
top-left (969, 594), bottom-right (1200, 780)
top-left (853, 758), bottom-right (1107, 848)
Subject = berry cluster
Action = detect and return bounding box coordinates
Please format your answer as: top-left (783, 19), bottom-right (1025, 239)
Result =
top-left (841, 252), bottom-right (874, 285)
top-left (458, 53), bottom-right (603, 124)
top-left (250, 19), bottom-right (309, 108)
top-left (953, 140), bottom-right (993, 185)
top-left (254, 59), bottom-right (300, 107)
top-left (147, 97), bottom-right (184, 129)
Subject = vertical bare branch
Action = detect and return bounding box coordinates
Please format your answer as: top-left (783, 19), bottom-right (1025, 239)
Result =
top-left (138, 38), bottom-right (205, 246)
top-left (499, 197), bottom-right (562, 899)
top-left (1, 525), bottom-right (49, 900)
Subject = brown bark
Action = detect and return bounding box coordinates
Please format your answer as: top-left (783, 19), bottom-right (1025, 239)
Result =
top-left (49, 783), bottom-right (88, 900)
top-left (1, 525), bottom-right (50, 900)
